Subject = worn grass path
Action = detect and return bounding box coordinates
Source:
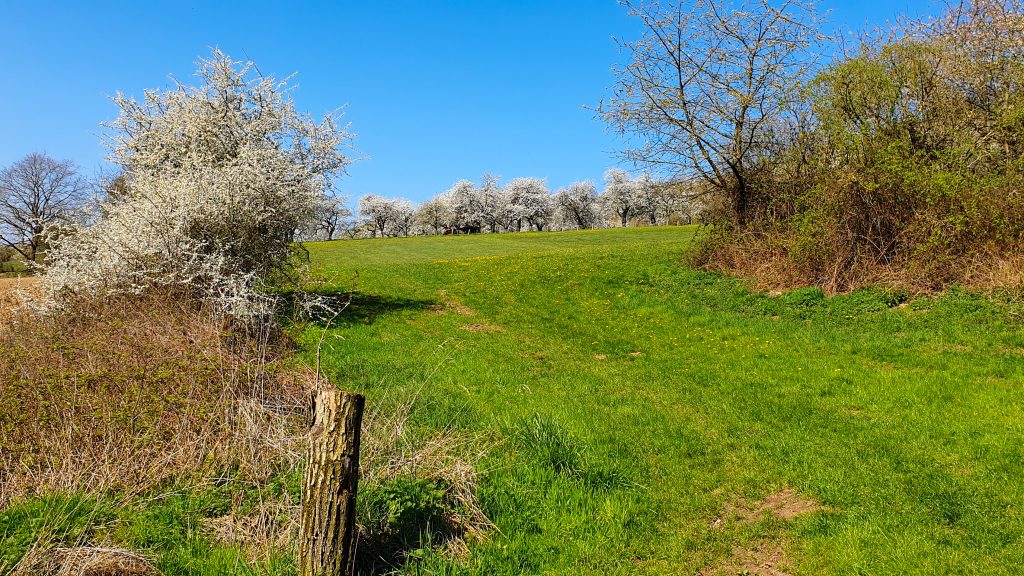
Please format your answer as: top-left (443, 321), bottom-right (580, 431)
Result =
top-left (306, 227), bottom-right (1024, 575)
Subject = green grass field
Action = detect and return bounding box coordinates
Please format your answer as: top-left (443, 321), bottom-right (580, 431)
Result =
top-left (4, 226), bottom-right (1023, 575)
top-left (304, 226), bottom-right (1024, 575)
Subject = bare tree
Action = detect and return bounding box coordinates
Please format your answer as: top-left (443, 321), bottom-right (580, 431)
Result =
top-left (0, 153), bottom-right (86, 263)
top-left (601, 0), bottom-right (820, 225)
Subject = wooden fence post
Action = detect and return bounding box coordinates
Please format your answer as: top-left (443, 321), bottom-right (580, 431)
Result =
top-left (299, 389), bottom-right (365, 576)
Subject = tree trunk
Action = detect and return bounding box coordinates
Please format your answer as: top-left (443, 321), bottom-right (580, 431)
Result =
top-left (299, 389), bottom-right (365, 576)
top-left (735, 177), bottom-right (749, 227)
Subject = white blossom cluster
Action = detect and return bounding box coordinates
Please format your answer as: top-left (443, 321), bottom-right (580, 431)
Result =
top-left (42, 50), bottom-right (353, 318)
top-left (358, 194), bottom-right (415, 237)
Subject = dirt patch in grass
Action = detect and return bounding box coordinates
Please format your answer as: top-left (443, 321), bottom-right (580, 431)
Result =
top-left (436, 289), bottom-right (476, 315)
top-left (702, 489), bottom-right (822, 576)
top-left (460, 323), bottom-right (503, 333)
top-left (698, 541), bottom-right (791, 576)
top-left (448, 303), bottom-right (476, 315)
top-left (712, 488), bottom-right (822, 528)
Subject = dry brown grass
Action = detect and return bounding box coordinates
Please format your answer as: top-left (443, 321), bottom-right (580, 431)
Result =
top-left (0, 276), bottom-right (37, 319)
top-left (697, 228), bottom-right (1024, 295)
top-left (199, 392), bottom-right (493, 565)
top-left (0, 291), bottom-right (311, 506)
top-left (13, 546), bottom-right (161, 576)
top-left (202, 499), bottom-right (300, 563)
top-left (1, 289), bottom-right (491, 570)
top-left (360, 393), bottom-right (493, 542)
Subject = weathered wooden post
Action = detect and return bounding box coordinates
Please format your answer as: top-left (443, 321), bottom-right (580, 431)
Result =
top-left (299, 389), bottom-right (365, 576)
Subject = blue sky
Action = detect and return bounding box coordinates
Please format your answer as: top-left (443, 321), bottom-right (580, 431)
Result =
top-left (2, 1), bottom-right (937, 204)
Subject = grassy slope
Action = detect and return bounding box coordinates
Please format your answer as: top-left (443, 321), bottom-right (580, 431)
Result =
top-left (306, 227), bottom-right (1024, 575)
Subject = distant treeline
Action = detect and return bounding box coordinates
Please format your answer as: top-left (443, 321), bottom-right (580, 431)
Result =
top-left (311, 170), bottom-right (700, 240)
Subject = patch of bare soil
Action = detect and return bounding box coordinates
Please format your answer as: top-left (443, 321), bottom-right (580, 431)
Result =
top-left (698, 542), bottom-right (791, 576)
top-left (712, 488), bottom-right (822, 528)
top-left (460, 323), bottom-right (503, 333)
top-left (436, 289), bottom-right (476, 315)
top-left (702, 489), bottom-right (822, 576)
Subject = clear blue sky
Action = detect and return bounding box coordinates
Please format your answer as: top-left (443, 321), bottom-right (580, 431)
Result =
top-left (2, 1), bottom-right (937, 204)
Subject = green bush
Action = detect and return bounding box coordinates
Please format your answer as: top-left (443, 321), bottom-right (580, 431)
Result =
top-left (692, 2), bottom-right (1024, 291)
top-left (360, 477), bottom-right (447, 548)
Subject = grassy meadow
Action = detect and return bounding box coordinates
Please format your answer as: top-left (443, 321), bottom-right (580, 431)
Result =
top-left (3, 226), bottom-right (1024, 575)
top-left (303, 226), bottom-right (1024, 575)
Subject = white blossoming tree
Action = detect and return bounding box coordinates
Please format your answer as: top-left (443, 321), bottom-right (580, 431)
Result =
top-left (504, 177), bottom-right (554, 232)
top-left (43, 50), bottom-right (353, 317)
top-left (555, 181), bottom-right (601, 230)
top-left (359, 194), bottom-right (414, 237)
top-left (600, 168), bottom-right (645, 227)
top-left (447, 179), bottom-right (484, 233)
top-left (415, 196), bottom-right (456, 235)
top-left (478, 174), bottom-right (509, 233)
top-left (391, 199), bottom-right (416, 237)
top-left (300, 194), bottom-right (352, 241)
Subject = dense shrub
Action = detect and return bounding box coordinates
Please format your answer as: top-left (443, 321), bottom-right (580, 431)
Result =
top-left (614, 0), bottom-right (1024, 291)
top-left (42, 50), bottom-right (352, 318)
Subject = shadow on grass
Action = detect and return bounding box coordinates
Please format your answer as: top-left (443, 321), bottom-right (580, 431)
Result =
top-left (336, 293), bottom-right (437, 327)
top-left (280, 290), bottom-right (438, 327)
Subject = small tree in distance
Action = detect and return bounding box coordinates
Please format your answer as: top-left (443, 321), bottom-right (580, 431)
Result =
top-left (556, 181), bottom-right (600, 230)
top-left (600, 168), bottom-right (642, 227)
top-left (309, 195), bottom-right (352, 240)
top-left (0, 153), bottom-right (86, 264)
top-left (447, 179), bottom-right (484, 233)
top-left (416, 196), bottom-right (456, 235)
top-left (505, 177), bottom-right (554, 232)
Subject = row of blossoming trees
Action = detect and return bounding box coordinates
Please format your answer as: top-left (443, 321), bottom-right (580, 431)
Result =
top-left (337, 170), bottom-right (696, 239)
